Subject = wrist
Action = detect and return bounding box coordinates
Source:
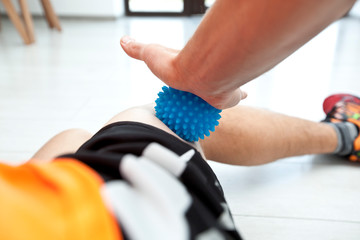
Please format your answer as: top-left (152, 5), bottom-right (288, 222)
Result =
top-left (172, 50), bottom-right (199, 92)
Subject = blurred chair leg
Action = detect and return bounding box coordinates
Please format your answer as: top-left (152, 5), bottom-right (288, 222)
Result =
top-left (40, 0), bottom-right (61, 31)
top-left (40, 0), bottom-right (54, 28)
top-left (1, 0), bottom-right (31, 44)
top-left (18, 0), bottom-right (35, 43)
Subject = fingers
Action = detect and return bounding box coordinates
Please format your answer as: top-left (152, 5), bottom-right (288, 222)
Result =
top-left (120, 36), bottom-right (181, 88)
top-left (120, 36), bottom-right (146, 60)
top-left (221, 89), bottom-right (247, 109)
top-left (120, 36), bottom-right (248, 110)
top-left (121, 35), bottom-right (179, 59)
top-left (239, 89), bottom-right (248, 101)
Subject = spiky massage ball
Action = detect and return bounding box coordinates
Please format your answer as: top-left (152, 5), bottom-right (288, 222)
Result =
top-left (155, 86), bottom-right (222, 142)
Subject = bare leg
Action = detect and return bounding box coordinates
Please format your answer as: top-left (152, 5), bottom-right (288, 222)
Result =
top-left (31, 105), bottom-right (337, 165)
top-left (200, 105), bottom-right (338, 166)
top-left (31, 128), bottom-right (92, 162)
top-left (104, 104), bottom-right (202, 151)
top-left (31, 105), bottom-right (201, 162)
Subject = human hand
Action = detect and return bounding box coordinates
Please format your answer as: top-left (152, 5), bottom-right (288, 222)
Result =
top-left (120, 36), bottom-right (247, 109)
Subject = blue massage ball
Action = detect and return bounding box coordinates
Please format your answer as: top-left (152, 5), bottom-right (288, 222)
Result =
top-left (155, 86), bottom-right (222, 142)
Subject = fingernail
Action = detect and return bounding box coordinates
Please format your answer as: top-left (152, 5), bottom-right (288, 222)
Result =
top-left (121, 36), bottom-right (135, 45)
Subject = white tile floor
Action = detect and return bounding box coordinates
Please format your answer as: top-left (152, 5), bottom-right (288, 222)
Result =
top-left (1, 6), bottom-right (360, 240)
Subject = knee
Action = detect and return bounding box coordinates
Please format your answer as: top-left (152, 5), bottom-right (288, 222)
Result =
top-left (105, 104), bottom-right (156, 126)
top-left (56, 128), bottom-right (92, 141)
top-left (121, 104), bottom-right (155, 116)
top-left (31, 128), bottom-right (93, 162)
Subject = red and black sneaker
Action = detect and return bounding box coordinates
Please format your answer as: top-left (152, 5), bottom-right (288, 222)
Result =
top-left (323, 94), bottom-right (360, 162)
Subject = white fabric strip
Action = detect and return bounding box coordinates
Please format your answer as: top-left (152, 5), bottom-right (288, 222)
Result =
top-left (102, 144), bottom-right (194, 240)
top-left (142, 142), bottom-right (194, 177)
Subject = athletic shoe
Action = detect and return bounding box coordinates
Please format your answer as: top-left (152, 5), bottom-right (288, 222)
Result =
top-left (323, 93), bottom-right (360, 115)
top-left (323, 94), bottom-right (360, 161)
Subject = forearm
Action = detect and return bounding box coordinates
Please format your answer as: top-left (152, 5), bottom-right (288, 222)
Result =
top-left (176, 0), bottom-right (355, 98)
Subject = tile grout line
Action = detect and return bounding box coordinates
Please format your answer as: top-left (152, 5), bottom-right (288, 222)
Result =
top-left (233, 214), bottom-right (360, 224)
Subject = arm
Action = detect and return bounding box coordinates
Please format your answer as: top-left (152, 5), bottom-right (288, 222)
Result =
top-left (176, 0), bottom-right (355, 108)
top-left (121, 0), bottom-right (356, 109)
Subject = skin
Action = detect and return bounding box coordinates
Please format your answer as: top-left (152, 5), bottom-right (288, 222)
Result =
top-left (32, 105), bottom-right (337, 165)
top-left (120, 0), bottom-right (356, 109)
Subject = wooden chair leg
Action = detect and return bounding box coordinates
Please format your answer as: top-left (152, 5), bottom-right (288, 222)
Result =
top-left (18, 0), bottom-right (35, 43)
top-left (1, 0), bottom-right (31, 44)
top-left (40, 0), bottom-right (61, 31)
top-left (40, 0), bottom-right (54, 29)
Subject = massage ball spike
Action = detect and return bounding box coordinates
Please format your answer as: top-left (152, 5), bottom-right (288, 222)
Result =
top-left (155, 86), bottom-right (222, 142)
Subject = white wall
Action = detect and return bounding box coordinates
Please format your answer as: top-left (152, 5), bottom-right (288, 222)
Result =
top-left (1, 0), bottom-right (124, 18)
top-left (350, 0), bottom-right (360, 16)
top-left (1, 0), bottom-right (358, 18)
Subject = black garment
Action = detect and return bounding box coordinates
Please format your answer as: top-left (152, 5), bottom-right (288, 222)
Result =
top-left (62, 121), bottom-right (243, 240)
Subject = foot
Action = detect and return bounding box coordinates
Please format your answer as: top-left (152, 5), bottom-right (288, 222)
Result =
top-left (323, 94), bottom-right (360, 161)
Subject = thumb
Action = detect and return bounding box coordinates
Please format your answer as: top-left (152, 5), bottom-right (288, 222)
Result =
top-left (202, 88), bottom-right (247, 109)
top-left (120, 36), bottom-right (146, 61)
top-left (222, 88), bottom-right (247, 109)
